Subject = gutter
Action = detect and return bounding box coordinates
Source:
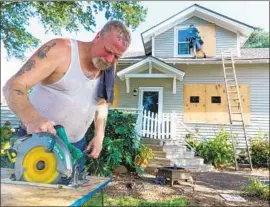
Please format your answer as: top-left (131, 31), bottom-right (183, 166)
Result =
top-left (118, 58), bottom-right (269, 65)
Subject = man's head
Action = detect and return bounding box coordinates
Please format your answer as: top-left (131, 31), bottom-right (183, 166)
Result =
top-left (91, 20), bottom-right (131, 70)
top-left (189, 24), bottom-right (194, 28)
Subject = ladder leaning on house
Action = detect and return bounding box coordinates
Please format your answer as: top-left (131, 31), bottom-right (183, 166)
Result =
top-left (221, 51), bottom-right (253, 171)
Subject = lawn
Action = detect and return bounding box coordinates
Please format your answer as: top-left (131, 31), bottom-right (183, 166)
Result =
top-left (83, 193), bottom-right (188, 206)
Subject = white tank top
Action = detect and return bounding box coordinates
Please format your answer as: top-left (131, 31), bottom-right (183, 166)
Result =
top-left (29, 39), bottom-right (99, 143)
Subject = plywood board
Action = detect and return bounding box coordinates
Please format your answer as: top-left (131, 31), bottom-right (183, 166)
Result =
top-left (184, 84), bottom-right (206, 123)
top-left (196, 24), bottom-right (216, 57)
top-left (110, 83), bottom-right (119, 108)
top-left (1, 168), bottom-right (111, 206)
top-left (205, 84), bottom-right (230, 124)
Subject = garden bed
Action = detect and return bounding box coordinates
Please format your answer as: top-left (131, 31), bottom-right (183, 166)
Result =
top-left (85, 168), bottom-right (269, 206)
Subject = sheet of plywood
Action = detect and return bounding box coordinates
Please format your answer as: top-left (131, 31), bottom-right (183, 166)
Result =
top-left (1, 168), bottom-right (111, 206)
top-left (196, 24), bottom-right (216, 57)
top-left (184, 84), bottom-right (206, 123)
top-left (205, 84), bottom-right (230, 124)
top-left (110, 83), bottom-right (119, 108)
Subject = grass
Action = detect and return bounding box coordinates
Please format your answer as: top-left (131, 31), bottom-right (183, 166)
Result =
top-left (242, 178), bottom-right (270, 201)
top-left (83, 193), bottom-right (188, 206)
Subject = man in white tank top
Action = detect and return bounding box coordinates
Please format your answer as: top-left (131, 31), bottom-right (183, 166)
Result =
top-left (3, 20), bottom-right (131, 171)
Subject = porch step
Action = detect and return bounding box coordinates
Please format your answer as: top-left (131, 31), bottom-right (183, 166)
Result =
top-left (171, 157), bottom-right (204, 166)
top-left (150, 157), bottom-right (171, 166)
top-left (144, 144), bottom-right (163, 151)
top-left (162, 145), bottom-right (187, 153)
top-left (152, 151), bottom-right (167, 158)
top-left (141, 138), bottom-right (162, 145)
top-left (166, 151), bottom-right (195, 159)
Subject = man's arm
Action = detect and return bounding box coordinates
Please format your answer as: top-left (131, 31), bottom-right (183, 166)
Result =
top-left (86, 99), bottom-right (109, 159)
top-left (3, 39), bottom-right (68, 134)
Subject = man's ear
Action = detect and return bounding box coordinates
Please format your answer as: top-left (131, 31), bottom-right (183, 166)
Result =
top-left (93, 32), bottom-right (101, 42)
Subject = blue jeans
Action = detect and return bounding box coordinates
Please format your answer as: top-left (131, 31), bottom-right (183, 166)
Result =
top-left (17, 127), bottom-right (86, 172)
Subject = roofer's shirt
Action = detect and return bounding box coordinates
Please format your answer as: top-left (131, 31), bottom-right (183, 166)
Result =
top-left (29, 39), bottom-right (99, 143)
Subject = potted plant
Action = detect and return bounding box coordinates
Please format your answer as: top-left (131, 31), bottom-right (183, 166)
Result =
top-left (135, 144), bottom-right (153, 168)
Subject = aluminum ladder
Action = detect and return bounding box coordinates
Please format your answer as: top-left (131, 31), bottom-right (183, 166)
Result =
top-left (221, 51), bottom-right (253, 171)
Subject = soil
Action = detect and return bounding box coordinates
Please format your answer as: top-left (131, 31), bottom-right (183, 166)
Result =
top-left (104, 168), bottom-right (269, 206)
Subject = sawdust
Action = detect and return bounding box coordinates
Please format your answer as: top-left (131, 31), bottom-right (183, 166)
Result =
top-left (104, 168), bottom-right (269, 206)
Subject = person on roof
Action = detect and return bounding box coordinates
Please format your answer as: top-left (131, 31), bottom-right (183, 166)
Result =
top-left (187, 24), bottom-right (207, 58)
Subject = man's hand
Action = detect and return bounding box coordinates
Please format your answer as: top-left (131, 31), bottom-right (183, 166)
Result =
top-left (84, 137), bottom-right (103, 159)
top-left (24, 115), bottom-right (56, 135)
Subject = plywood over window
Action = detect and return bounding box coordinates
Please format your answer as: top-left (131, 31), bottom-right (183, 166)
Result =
top-left (184, 84), bottom-right (206, 123)
top-left (196, 24), bottom-right (216, 57)
top-left (110, 83), bottom-right (119, 108)
top-left (184, 84), bottom-right (251, 124)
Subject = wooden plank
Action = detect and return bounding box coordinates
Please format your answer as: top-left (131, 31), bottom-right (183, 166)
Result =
top-left (196, 24), bottom-right (216, 57)
top-left (205, 84), bottom-right (230, 124)
top-left (184, 84), bottom-right (206, 123)
top-left (1, 168), bottom-right (111, 206)
top-left (110, 83), bottom-right (119, 108)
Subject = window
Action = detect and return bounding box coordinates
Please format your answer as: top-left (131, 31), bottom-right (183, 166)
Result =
top-left (190, 96), bottom-right (199, 103)
top-left (177, 29), bottom-right (191, 55)
top-left (211, 96), bottom-right (221, 103)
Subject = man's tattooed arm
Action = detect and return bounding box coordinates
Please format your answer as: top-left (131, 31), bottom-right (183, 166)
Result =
top-left (3, 39), bottom-right (61, 125)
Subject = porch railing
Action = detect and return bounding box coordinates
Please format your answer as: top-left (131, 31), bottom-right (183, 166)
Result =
top-left (141, 109), bottom-right (177, 139)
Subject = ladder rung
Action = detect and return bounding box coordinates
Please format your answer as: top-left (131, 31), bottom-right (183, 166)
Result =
top-left (232, 120), bottom-right (243, 122)
top-left (230, 105), bottom-right (239, 107)
top-left (228, 91), bottom-right (237, 93)
top-left (226, 79), bottom-right (235, 82)
top-left (238, 163), bottom-right (251, 168)
top-left (226, 73), bottom-right (234, 75)
top-left (229, 98), bottom-right (239, 100)
top-left (225, 67), bottom-right (233, 69)
top-left (231, 112), bottom-right (241, 114)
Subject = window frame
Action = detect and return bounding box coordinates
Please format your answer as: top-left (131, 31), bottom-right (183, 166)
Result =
top-left (174, 26), bottom-right (193, 57)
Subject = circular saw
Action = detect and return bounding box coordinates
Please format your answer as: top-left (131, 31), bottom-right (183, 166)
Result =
top-left (8, 125), bottom-right (85, 187)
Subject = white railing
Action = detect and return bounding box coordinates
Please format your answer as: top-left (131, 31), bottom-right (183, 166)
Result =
top-left (141, 110), bottom-right (177, 139)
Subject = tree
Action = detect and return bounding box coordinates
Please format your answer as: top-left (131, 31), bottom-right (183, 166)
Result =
top-left (0, 1), bottom-right (147, 60)
top-left (244, 27), bottom-right (269, 48)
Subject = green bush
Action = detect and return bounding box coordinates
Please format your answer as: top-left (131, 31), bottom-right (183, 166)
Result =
top-left (0, 123), bottom-right (16, 168)
top-left (242, 178), bottom-right (269, 200)
top-left (185, 129), bottom-right (234, 167)
top-left (85, 110), bottom-right (146, 176)
top-left (250, 131), bottom-right (269, 168)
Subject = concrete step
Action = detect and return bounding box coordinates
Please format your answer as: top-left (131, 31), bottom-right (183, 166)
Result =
top-left (141, 138), bottom-right (162, 145)
top-left (149, 157), bottom-right (171, 166)
top-left (144, 144), bottom-right (163, 151)
top-left (166, 151), bottom-right (195, 159)
top-left (152, 150), bottom-right (166, 158)
top-left (171, 157), bottom-right (204, 166)
top-left (162, 145), bottom-right (187, 153)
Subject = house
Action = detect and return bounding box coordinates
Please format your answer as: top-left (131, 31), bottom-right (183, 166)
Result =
top-left (111, 4), bottom-right (269, 152)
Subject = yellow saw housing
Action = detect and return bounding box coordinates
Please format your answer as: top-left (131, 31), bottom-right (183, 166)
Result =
top-left (22, 146), bottom-right (59, 184)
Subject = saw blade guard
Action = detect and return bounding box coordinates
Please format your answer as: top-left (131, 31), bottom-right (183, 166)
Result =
top-left (13, 132), bottom-right (74, 184)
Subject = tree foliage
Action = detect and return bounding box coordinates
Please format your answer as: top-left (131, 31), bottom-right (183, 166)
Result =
top-left (244, 27), bottom-right (269, 48)
top-left (0, 1), bottom-right (147, 59)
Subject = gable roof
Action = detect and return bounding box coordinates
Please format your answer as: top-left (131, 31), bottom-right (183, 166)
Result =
top-left (141, 4), bottom-right (256, 55)
top-left (117, 56), bottom-right (185, 81)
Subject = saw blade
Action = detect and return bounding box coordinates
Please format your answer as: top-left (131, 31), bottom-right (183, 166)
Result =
top-left (13, 132), bottom-right (73, 184)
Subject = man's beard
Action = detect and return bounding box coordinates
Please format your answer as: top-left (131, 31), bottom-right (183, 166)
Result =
top-left (92, 57), bottom-right (111, 71)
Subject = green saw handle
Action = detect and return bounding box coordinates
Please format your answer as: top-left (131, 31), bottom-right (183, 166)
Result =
top-left (54, 125), bottom-right (84, 162)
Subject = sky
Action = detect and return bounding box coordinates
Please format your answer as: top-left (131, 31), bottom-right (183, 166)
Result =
top-left (1, 1), bottom-right (269, 100)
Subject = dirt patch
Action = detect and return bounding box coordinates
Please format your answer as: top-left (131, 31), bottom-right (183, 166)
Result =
top-left (104, 168), bottom-right (269, 206)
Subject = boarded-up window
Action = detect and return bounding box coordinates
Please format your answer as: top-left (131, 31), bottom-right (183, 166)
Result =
top-left (196, 24), bottom-right (216, 57)
top-left (184, 84), bottom-right (251, 124)
top-left (110, 83), bottom-right (119, 108)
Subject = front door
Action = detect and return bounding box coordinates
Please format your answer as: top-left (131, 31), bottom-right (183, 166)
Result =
top-left (139, 87), bottom-right (163, 114)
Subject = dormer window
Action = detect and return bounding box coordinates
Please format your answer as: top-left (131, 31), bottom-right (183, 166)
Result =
top-left (174, 27), bottom-right (193, 57)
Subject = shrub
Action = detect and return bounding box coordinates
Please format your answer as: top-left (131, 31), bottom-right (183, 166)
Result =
top-left (85, 110), bottom-right (148, 176)
top-left (242, 178), bottom-right (270, 200)
top-left (250, 131), bottom-right (269, 168)
top-left (185, 129), bottom-right (234, 167)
